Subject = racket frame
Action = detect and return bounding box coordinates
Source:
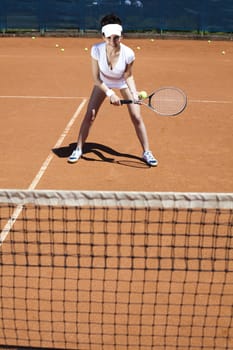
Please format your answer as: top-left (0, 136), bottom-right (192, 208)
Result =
top-left (120, 86), bottom-right (187, 116)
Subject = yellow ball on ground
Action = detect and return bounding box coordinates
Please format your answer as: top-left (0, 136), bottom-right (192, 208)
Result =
top-left (139, 91), bottom-right (148, 99)
top-left (60, 48), bottom-right (65, 52)
top-left (221, 50), bottom-right (226, 55)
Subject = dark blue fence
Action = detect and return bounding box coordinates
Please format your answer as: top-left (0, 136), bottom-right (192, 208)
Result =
top-left (0, 0), bottom-right (232, 34)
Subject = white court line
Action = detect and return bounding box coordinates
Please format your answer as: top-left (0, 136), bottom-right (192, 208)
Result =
top-left (28, 98), bottom-right (87, 189)
top-left (189, 99), bottom-right (233, 104)
top-left (0, 98), bottom-right (87, 245)
top-left (0, 95), bottom-right (232, 104)
top-left (0, 95), bottom-right (84, 99)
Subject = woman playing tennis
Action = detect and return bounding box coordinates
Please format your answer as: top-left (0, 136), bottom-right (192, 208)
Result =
top-left (68, 13), bottom-right (158, 166)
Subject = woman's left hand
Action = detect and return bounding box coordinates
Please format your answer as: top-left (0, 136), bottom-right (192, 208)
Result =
top-left (132, 91), bottom-right (140, 103)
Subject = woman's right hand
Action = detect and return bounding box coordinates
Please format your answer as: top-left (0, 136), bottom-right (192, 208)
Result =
top-left (110, 93), bottom-right (121, 106)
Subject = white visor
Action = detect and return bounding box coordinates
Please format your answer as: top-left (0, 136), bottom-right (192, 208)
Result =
top-left (102, 24), bottom-right (123, 37)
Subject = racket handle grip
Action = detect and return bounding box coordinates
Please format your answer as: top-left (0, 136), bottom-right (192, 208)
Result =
top-left (120, 99), bottom-right (133, 105)
top-left (110, 99), bottom-right (133, 105)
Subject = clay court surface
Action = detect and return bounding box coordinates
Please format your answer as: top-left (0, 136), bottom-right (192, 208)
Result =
top-left (0, 36), bottom-right (232, 350)
top-left (0, 37), bottom-right (232, 192)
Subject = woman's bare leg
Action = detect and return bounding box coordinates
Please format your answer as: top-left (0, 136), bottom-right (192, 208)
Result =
top-left (68, 86), bottom-right (105, 162)
top-left (120, 88), bottom-right (150, 151)
top-left (120, 88), bottom-right (158, 166)
top-left (77, 86), bottom-right (106, 150)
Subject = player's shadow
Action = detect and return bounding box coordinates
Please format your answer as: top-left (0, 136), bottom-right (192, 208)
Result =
top-left (53, 142), bottom-right (149, 168)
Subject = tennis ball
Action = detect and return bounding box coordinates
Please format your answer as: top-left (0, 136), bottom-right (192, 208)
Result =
top-left (55, 44), bottom-right (59, 48)
top-left (139, 91), bottom-right (148, 99)
top-left (84, 47), bottom-right (88, 51)
top-left (60, 48), bottom-right (65, 52)
top-left (137, 46), bottom-right (141, 50)
top-left (221, 50), bottom-right (226, 55)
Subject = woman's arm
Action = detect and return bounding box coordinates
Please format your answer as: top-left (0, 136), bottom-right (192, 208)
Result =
top-left (91, 58), bottom-right (115, 97)
top-left (91, 57), bottom-right (121, 104)
top-left (124, 62), bottom-right (139, 101)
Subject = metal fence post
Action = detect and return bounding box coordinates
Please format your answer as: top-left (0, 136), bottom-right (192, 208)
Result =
top-left (38, 0), bottom-right (46, 35)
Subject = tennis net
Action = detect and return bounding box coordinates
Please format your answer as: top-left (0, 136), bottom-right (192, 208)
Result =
top-left (0, 190), bottom-right (232, 350)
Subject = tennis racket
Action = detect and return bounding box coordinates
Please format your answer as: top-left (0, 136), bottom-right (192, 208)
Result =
top-left (120, 86), bottom-right (187, 116)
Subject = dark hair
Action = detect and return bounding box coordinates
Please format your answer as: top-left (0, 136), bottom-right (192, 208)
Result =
top-left (100, 14), bottom-right (122, 27)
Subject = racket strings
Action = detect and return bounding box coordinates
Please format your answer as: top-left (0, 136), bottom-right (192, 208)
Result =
top-left (150, 88), bottom-right (187, 116)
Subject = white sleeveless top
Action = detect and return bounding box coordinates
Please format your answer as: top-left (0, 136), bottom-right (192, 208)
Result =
top-left (91, 42), bottom-right (135, 89)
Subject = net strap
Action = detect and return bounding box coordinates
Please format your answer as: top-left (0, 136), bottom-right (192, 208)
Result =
top-left (0, 190), bottom-right (232, 209)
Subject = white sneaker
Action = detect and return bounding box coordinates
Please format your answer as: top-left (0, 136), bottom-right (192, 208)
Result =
top-left (142, 150), bottom-right (158, 167)
top-left (68, 148), bottom-right (82, 163)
